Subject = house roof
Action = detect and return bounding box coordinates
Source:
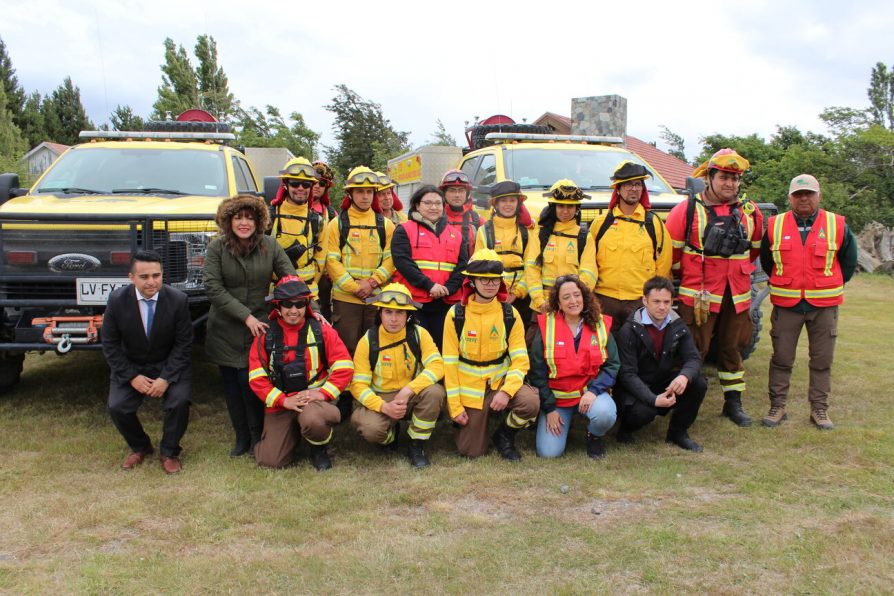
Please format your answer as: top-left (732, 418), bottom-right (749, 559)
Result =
top-left (624, 136), bottom-right (694, 190)
top-left (23, 141), bottom-right (70, 161)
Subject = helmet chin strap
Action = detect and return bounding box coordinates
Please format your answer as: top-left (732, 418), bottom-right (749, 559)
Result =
top-left (448, 203), bottom-right (464, 213)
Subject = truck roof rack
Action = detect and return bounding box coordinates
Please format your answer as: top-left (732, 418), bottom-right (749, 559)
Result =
top-left (78, 130), bottom-right (236, 142)
top-left (484, 132), bottom-right (624, 145)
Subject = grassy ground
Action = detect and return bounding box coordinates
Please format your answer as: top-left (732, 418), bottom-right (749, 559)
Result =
top-left (1, 275), bottom-right (892, 594)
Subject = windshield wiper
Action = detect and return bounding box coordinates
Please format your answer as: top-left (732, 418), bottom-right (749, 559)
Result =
top-left (38, 187), bottom-right (106, 194)
top-left (585, 185), bottom-right (613, 191)
top-left (112, 188), bottom-right (187, 195)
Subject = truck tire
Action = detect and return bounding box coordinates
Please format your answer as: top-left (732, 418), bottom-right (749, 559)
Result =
top-left (0, 352), bottom-right (24, 395)
top-left (144, 120), bottom-right (232, 134)
top-left (470, 124), bottom-right (551, 150)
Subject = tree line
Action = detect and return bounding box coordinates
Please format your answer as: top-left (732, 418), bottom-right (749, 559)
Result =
top-left (1, 34), bottom-right (892, 229)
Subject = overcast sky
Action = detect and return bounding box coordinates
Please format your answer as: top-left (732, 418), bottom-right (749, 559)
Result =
top-left (2, 0), bottom-right (891, 162)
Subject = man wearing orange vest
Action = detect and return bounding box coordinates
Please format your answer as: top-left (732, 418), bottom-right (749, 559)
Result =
top-left (759, 174), bottom-right (857, 430)
top-left (665, 148), bottom-right (763, 427)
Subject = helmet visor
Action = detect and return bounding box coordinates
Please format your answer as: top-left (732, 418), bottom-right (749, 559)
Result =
top-left (442, 171), bottom-right (471, 186)
top-left (347, 171), bottom-right (381, 186)
top-left (280, 163), bottom-right (318, 179)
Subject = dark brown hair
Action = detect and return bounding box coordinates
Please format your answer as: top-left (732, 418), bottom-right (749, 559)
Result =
top-left (547, 275), bottom-right (602, 331)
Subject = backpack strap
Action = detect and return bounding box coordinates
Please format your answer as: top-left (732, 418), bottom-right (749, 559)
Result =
top-left (484, 220), bottom-right (496, 249)
top-left (594, 210), bottom-right (661, 261)
top-left (453, 302), bottom-right (515, 367)
top-left (338, 210), bottom-right (386, 253)
top-left (577, 222), bottom-right (589, 261)
top-left (367, 323), bottom-right (423, 376)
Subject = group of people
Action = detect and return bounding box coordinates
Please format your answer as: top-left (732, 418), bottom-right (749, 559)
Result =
top-left (102, 148), bottom-right (857, 474)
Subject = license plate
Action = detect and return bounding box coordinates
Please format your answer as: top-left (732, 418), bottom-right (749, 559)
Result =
top-left (76, 278), bottom-right (130, 305)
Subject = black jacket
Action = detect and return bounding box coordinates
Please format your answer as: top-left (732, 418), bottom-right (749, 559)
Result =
top-left (101, 284), bottom-right (194, 384)
top-left (616, 308), bottom-right (701, 407)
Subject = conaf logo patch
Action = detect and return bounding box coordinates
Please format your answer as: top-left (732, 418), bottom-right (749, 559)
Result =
top-left (48, 253), bottom-right (101, 273)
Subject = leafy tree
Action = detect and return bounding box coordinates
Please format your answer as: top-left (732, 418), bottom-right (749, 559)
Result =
top-left (234, 105), bottom-right (319, 158)
top-left (868, 61), bottom-right (894, 130)
top-left (430, 119), bottom-right (457, 146)
top-left (0, 82), bottom-right (27, 162)
top-left (152, 36), bottom-right (234, 120)
top-left (0, 36), bottom-right (25, 130)
top-left (19, 91), bottom-right (45, 148)
top-left (109, 105), bottom-right (145, 131)
top-left (41, 77), bottom-right (93, 145)
top-left (324, 84), bottom-right (410, 174)
top-left (659, 125), bottom-right (686, 163)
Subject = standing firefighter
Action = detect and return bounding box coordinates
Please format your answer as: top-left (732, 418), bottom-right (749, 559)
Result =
top-left (271, 157), bottom-right (325, 298)
top-left (350, 283), bottom-right (445, 468)
top-left (443, 249), bottom-right (540, 460)
top-left (760, 174), bottom-right (858, 430)
top-left (585, 162), bottom-right (672, 334)
top-left (312, 161), bottom-right (337, 321)
top-left (249, 277), bottom-right (353, 470)
top-left (439, 169), bottom-right (480, 249)
top-left (376, 172), bottom-right (406, 226)
top-left (665, 148), bottom-right (763, 427)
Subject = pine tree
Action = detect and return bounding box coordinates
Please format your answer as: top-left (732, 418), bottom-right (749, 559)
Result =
top-left (0, 36), bottom-right (26, 131)
top-left (109, 105), bottom-right (145, 131)
top-left (41, 77), bottom-right (94, 145)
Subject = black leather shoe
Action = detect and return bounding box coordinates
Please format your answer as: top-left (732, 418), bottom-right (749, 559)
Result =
top-left (229, 436), bottom-right (251, 458)
top-left (407, 439), bottom-right (430, 468)
top-left (722, 392), bottom-right (752, 427)
top-left (616, 430), bottom-right (636, 444)
top-left (310, 444), bottom-right (332, 471)
top-left (491, 423), bottom-right (521, 461)
top-left (586, 433), bottom-right (606, 459)
top-left (666, 430), bottom-right (704, 452)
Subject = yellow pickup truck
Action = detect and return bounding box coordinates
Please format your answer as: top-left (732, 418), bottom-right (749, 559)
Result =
top-left (0, 120), bottom-right (260, 393)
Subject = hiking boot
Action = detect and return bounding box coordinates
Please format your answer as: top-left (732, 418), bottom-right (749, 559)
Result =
top-left (810, 408), bottom-right (834, 430)
top-left (762, 405), bottom-right (788, 428)
top-left (666, 429), bottom-right (704, 452)
top-left (722, 392), bottom-right (752, 427)
top-left (407, 439), bottom-right (430, 469)
top-left (309, 444), bottom-right (332, 471)
top-left (616, 429), bottom-right (636, 444)
top-left (491, 422), bottom-right (521, 461)
top-left (586, 433), bottom-right (606, 459)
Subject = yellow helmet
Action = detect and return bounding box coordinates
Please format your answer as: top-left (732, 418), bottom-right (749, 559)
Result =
top-left (345, 166), bottom-right (380, 189)
top-left (365, 282), bottom-right (420, 310)
top-left (279, 157), bottom-right (318, 182)
top-left (375, 171), bottom-right (396, 191)
top-left (463, 248), bottom-right (504, 278)
top-left (543, 179), bottom-right (591, 204)
top-left (691, 148), bottom-right (751, 179)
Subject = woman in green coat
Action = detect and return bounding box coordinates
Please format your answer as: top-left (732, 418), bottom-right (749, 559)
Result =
top-left (204, 194), bottom-right (295, 456)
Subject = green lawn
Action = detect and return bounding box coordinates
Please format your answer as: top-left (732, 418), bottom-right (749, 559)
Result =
top-left (1, 275), bottom-right (892, 594)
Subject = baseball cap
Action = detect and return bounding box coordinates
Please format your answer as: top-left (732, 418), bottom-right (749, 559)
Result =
top-left (789, 174), bottom-right (820, 194)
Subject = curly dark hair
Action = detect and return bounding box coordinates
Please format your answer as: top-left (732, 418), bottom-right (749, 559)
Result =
top-left (547, 275), bottom-right (602, 331)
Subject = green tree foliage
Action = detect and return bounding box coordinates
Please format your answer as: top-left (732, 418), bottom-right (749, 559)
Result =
top-left (153, 36), bottom-right (234, 121)
top-left (0, 82), bottom-right (27, 161)
top-left (0, 36), bottom-right (25, 130)
top-left (659, 125), bottom-right (687, 162)
top-left (430, 119), bottom-right (457, 147)
top-left (234, 105), bottom-right (319, 159)
top-left (20, 92), bottom-right (46, 147)
top-left (40, 77), bottom-right (93, 145)
top-left (324, 84), bottom-right (410, 174)
top-left (868, 61), bottom-right (894, 130)
top-left (109, 105), bottom-right (145, 131)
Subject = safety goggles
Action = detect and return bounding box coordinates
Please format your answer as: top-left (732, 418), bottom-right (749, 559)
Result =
top-left (442, 171), bottom-right (471, 185)
top-left (278, 299), bottom-right (309, 310)
top-left (377, 290), bottom-right (414, 306)
top-left (286, 180), bottom-right (313, 189)
top-left (554, 274), bottom-right (580, 286)
top-left (377, 175), bottom-right (394, 187)
top-left (552, 186), bottom-right (585, 201)
top-left (279, 163), bottom-right (318, 179)
top-left (346, 171), bottom-right (381, 186)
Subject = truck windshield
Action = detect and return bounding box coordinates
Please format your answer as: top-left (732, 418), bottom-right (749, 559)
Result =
top-left (504, 148), bottom-right (674, 194)
top-left (35, 147), bottom-right (228, 197)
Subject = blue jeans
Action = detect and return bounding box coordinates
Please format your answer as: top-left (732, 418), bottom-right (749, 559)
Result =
top-left (536, 392), bottom-right (616, 458)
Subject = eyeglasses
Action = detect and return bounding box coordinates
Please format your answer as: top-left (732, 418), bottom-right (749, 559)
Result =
top-left (279, 299), bottom-right (308, 310)
top-left (621, 181), bottom-right (644, 188)
top-left (287, 180), bottom-right (313, 189)
top-left (377, 290), bottom-right (413, 306)
top-left (280, 163), bottom-right (318, 179)
top-left (442, 171), bottom-right (471, 185)
top-left (347, 171), bottom-right (381, 185)
top-left (475, 277), bottom-right (502, 286)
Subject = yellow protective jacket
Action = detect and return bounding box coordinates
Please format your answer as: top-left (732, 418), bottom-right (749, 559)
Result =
top-left (474, 215), bottom-right (531, 299)
top-left (272, 200), bottom-right (325, 296)
top-left (525, 219), bottom-right (597, 311)
top-left (350, 323), bottom-right (443, 412)
top-left (443, 298), bottom-right (528, 419)
top-left (584, 204), bottom-right (672, 300)
top-left (323, 206), bottom-right (396, 304)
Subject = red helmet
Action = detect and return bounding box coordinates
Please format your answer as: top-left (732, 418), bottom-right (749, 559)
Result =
top-left (438, 169), bottom-right (472, 191)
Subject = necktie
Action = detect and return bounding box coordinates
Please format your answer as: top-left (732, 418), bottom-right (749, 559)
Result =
top-left (143, 299), bottom-right (155, 336)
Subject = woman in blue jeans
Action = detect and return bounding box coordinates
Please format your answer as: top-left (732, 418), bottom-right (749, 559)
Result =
top-left (528, 275), bottom-right (619, 459)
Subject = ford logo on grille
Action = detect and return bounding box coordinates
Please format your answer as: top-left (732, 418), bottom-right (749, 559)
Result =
top-left (48, 253), bottom-right (101, 273)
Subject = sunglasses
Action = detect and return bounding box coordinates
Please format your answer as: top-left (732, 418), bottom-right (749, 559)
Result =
top-left (442, 172), bottom-right (471, 185)
top-left (279, 299), bottom-right (308, 310)
top-left (377, 290), bottom-right (413, 306)
top-left (347, 171), bottom-right (381, 185)
top-left (280, 163), bottom-right (318, 179)
top-left (287, 180), bottom-right (313, 189)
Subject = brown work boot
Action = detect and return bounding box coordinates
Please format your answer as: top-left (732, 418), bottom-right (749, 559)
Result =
top-left (121, 448), bottom-right (153, 470)
top-left (762, 405), bottom-right (788, 428)
top-left (810, 408), bottom-right (834, 430)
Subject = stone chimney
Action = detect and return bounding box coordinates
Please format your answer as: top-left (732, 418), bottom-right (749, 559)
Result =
top-left (571, 95), bottom-right (627, 140)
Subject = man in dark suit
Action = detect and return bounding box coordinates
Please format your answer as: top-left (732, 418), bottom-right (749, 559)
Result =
top-left (102, 250), bottom-right (194, 473)
top-left (615, 276), bottom-right (707, 452)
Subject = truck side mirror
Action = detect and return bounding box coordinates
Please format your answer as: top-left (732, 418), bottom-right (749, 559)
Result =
top-left (0, 173), bottom-right (22, 205)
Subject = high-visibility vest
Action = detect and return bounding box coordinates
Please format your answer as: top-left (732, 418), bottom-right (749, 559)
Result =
top-left (768, 209), bottom-right (845, 308)
top-left (537, 312), bottom-right (612, 406)
top-left (393, 219), bottom-right (464, 303)
top-left (673, 195), bottom-right (759, 314)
